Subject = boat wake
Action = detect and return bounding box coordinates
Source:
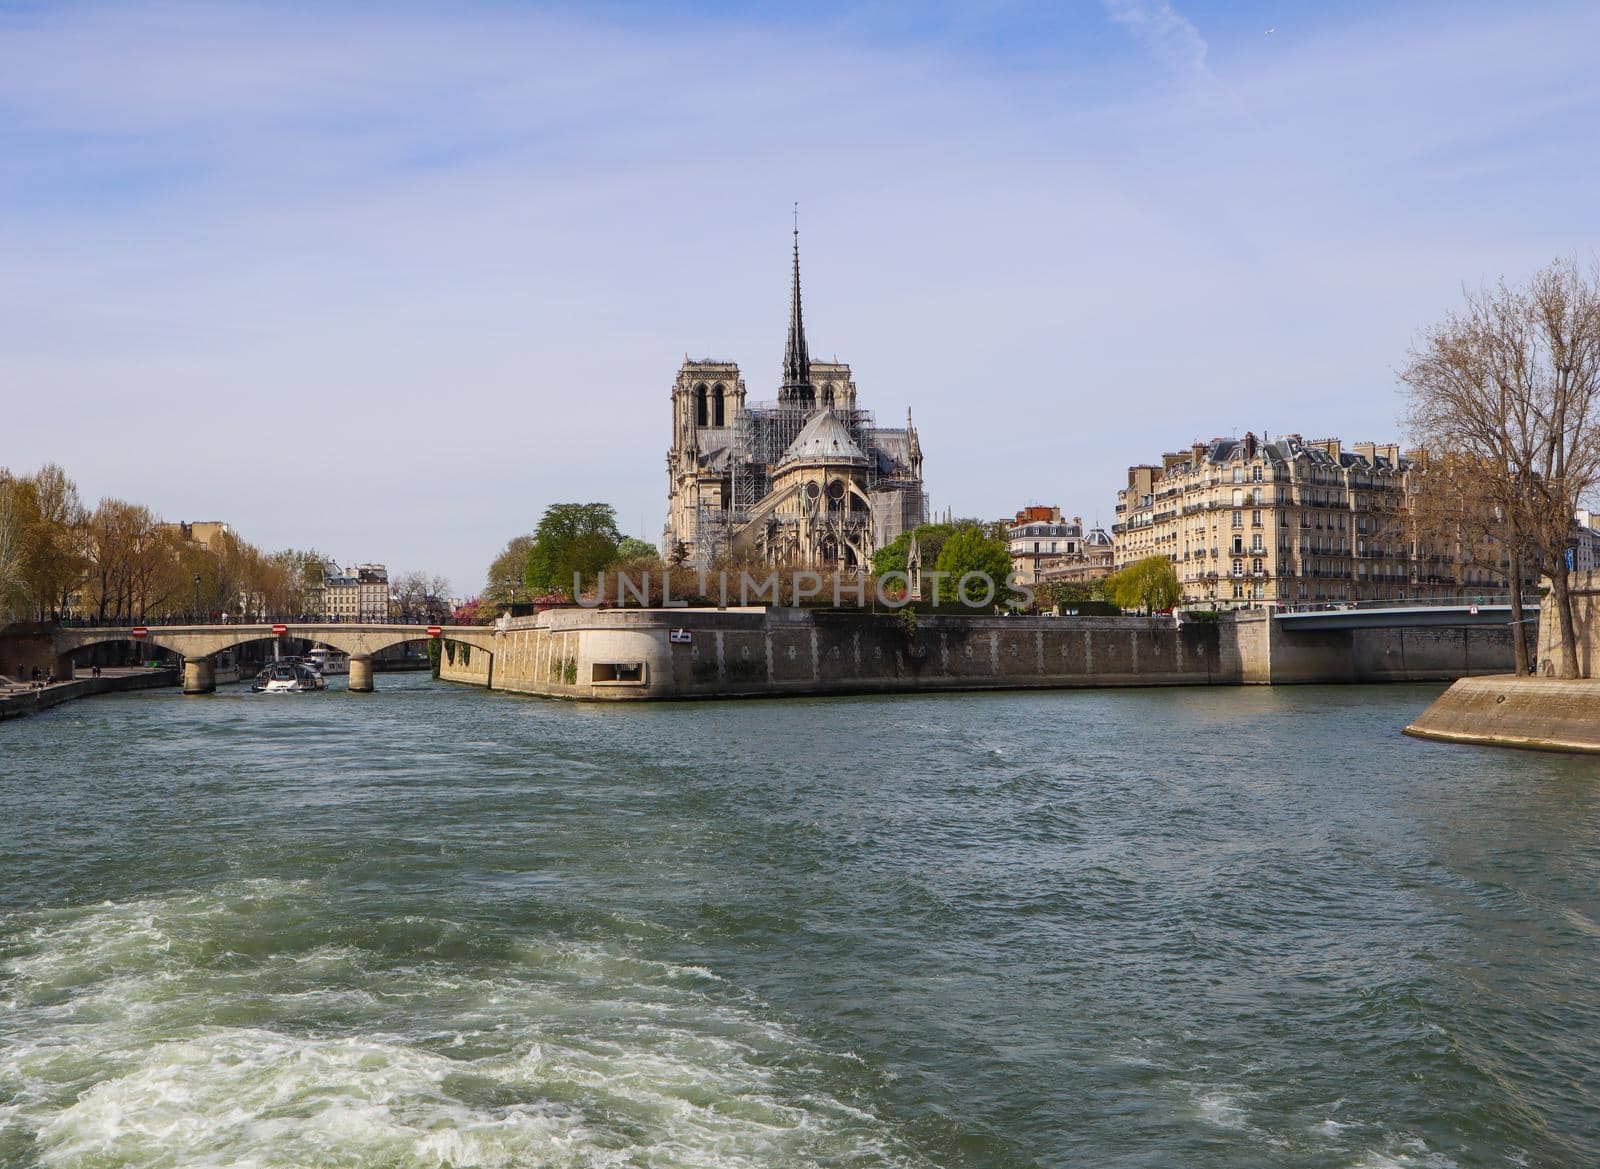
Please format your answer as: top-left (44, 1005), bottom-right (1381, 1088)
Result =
top-left (0, 879), bottom-right (922, 1168)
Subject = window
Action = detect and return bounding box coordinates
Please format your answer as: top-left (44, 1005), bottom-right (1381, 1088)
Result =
top-left (1252, 535), bottom-right (1264, 552)
top-left (1232, 511), bottom-right (1243, 528)
top-left (1232, 468), bottom-right (1242, 483)
top-left (1252, 466), bottom-right (1263, 482)
top-left (694, 384), bottom-right (708, 426)
top-left (1232, 558), bottom-right (1243, 575)
top-left (1252, 557), bottom-right (1263, 573)
top-left (712, 383), bottom-right (726, 427)
top-left (1251, 509), bottom-right (1262, 526)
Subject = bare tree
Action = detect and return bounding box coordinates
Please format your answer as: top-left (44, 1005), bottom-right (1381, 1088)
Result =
top-left (1404, 258), bottom-right (1600, 677)
top-left (391, 570), bottom-right (452, 622)
top-left (0, 478), bottom-right (28, 623)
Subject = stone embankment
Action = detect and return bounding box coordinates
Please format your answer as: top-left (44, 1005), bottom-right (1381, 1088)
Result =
top-left (0, 668), bottom-right (179, 721)
top-left (438, 607), bottom-right (1525, 701)
top-left (1404, 568), bottom-right (1600, 753)
top-left (1405, 676), bottom-right (1600, 754)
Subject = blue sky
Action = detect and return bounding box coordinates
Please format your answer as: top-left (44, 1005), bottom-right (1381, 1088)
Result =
top-left (3, 0), bottom-right (1598, 592)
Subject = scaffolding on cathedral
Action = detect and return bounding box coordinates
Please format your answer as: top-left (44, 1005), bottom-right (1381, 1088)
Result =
top-left (729, 402), bottom-right (879, 520)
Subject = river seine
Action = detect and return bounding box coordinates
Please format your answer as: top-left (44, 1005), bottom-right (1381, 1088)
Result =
top-left (1, 675), bottom-right (1596, 1168)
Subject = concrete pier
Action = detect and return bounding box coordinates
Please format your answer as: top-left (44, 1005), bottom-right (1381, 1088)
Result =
top-left (182, 655), bottom-right (216, 695)
top-left (349, 655), bottom-right (375, 693)
top-left (1406, 675), bottom-right (1600, 753)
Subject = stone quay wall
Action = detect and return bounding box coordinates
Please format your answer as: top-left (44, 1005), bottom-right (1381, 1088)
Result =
top-left (0, 668), bottom-right (179, 721)
top-left (437, 608), bottom-right (1523, 701)
top-left (1537, 569), bottom-right (1600, 678)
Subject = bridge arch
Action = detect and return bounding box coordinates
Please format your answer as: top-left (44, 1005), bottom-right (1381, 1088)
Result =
top-left (51, 623), bottom-right (499, 692)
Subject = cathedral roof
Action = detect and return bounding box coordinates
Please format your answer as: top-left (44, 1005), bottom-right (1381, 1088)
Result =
top-left (871, 429), bottom-right (914, 474)
top-left (695, 433), bottom-right (732, 472)
top-left (777, 408), bottom-right (867, 467)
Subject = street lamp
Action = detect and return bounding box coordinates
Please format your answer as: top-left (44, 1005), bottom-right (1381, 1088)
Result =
top-left (193, 574), bottom-right (201, 622)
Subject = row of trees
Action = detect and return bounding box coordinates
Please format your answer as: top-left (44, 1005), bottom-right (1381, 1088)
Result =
top-left (1, 463), bottom-right (451, 625)
top-left (1402, 257), bottom-right (1600, 677)
top-left (1, 465), bottom-right (299, 623)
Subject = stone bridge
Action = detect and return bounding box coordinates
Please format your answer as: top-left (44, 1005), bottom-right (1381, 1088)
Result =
top-left (1273, 599), bottom-right (1538, 632)
top-left (52, 623), bottom-right (499, 693)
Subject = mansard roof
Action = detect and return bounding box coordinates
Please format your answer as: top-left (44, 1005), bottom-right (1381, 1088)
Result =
top-left (777, 407), bottom-right (867, 467)
top-left (1170, 434), bottom-right (1412, 476)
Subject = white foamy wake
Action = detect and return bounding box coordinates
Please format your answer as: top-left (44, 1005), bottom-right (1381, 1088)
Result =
top-left (0, 880), bottom-right (923, 1168)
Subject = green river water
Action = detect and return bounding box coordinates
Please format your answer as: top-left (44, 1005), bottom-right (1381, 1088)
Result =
top-left (1, 675), bottom-right (1596, 1168)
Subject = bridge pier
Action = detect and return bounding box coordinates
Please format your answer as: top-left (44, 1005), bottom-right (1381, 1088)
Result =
top-left (348, 655), bottom-right (374, 693)
top-left (182, 655), bottom-right (216, 695)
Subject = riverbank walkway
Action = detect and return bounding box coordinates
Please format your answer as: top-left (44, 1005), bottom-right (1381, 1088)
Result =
top-left (0, 666), bottom-right (179, 721)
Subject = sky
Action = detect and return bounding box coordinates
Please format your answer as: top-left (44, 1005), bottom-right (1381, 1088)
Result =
top-left (3, 0), bottom-right (1598, 594)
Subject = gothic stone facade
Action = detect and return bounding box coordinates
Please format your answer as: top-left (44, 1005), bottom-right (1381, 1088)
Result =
top-left (665, 233), bottom-right (925, 567)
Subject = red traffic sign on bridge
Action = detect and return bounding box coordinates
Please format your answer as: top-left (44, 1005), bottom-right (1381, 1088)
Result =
top-left (427, 625), bottom-right (443, 638)
top-left (131, 626), bottom-right (148, 639)
top-left (271, 623), bottom-right (288, 636)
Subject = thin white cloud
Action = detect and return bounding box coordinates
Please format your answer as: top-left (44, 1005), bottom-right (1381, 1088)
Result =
top-left (1100, 0), bottom-right (1210, 78)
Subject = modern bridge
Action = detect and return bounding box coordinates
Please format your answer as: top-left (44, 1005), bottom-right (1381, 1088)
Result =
top-left (52, 622), bottom-right (498, 693)
top-left (1272, 594), bottom-right (1540, 632)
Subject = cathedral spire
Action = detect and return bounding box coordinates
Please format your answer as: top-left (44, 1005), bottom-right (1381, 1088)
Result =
top-left (781, 205), bottom-right (811, 403)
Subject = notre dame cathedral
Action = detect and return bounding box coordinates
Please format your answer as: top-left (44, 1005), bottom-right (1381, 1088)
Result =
top-left (664, 229), bottom-right (926, 567)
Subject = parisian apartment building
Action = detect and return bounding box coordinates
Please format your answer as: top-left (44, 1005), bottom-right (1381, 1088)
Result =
top-left (1004, 507), bottom-right (1114, 587)
top-left (316, 563), bottom-right (391, 621)
top-left (1112, 433), bottom-right (1528, 609)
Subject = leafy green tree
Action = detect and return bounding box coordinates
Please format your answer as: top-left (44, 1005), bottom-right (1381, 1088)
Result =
top-left (934, 526), bottom-right (1013, 604)
top-left (917, 522), bottom-right (963, 568)
top-left (1103, 556), bottom-right (1181, 613)
top-left (871, 531), bottom-right (912, 576)
top-left (525, 503), bottom-right (622, 596)
top-left (483, 534), bottom-right (535, 609)
top-left (615, 536), bottom-right (659, 562)
top-left (872, 522), bottom-right (965, 578)
top-left (1040, 579), bottom-right (1095, 609)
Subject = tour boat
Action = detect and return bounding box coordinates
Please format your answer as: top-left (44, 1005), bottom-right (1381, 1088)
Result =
top-left (251, 662), bottom-right (326, 693)
top-left (302, 647), bottom-right (350, 675)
